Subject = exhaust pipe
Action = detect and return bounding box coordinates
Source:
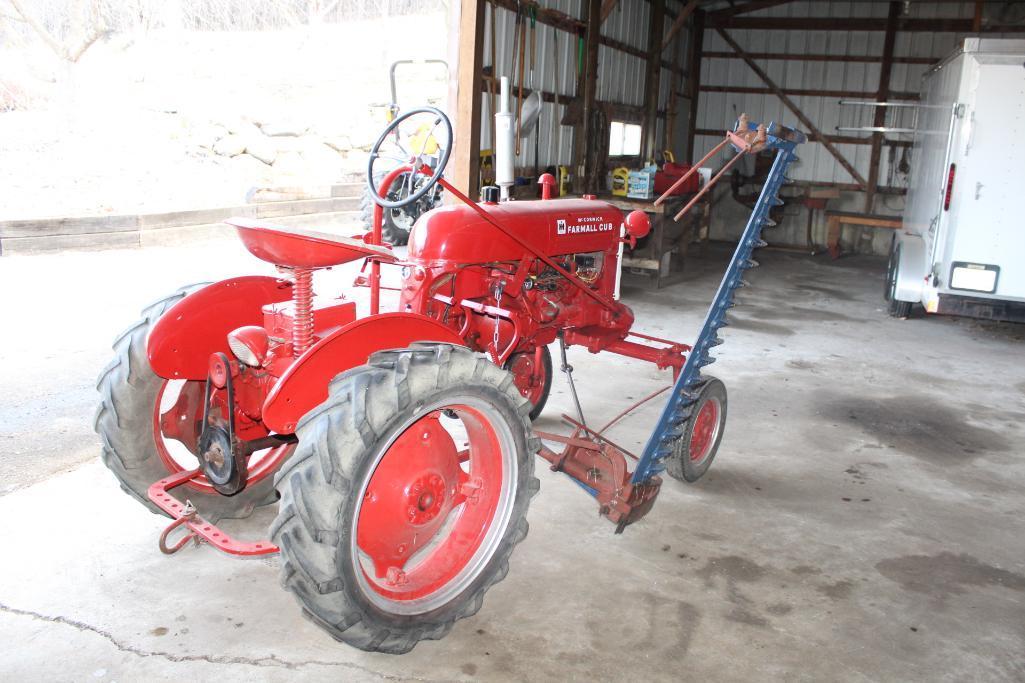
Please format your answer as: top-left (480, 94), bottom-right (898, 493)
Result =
top-left (495, 77), bottom-right (515, 201)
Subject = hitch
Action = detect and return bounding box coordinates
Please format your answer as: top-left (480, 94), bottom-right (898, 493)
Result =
top-left (148, 469), bottom-right (278, 557)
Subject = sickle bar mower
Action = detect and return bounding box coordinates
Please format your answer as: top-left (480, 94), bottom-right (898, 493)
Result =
top-left (96, 70), bottom-right (804, 652)
top-left (536, 116), bottom-right (805, 530)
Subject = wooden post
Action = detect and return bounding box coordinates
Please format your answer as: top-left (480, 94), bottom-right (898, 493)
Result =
top-left (665, 17), bottom-right (688, 153)
top-left (580, 0), bottom-right (601, 194)
top-left (716, 27), bottom-right (868, 189)
top-left (447, 0), bottom-right (485, 203)
top-left (684, 9), bottom-right (704, 163)
top-left (600, 0), bottom-right (619, 22)
top-left (973, 0), bottom-right (984, 32)
top-left (661, 0), bottom-right (698, 51)
top-left (864, 1), bottom-right (900, 213)
top-left (642, 0), bottom-right (665, 162)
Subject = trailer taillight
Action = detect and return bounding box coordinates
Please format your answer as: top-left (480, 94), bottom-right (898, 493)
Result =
top-left (943, 163), bottom-right (956, 211)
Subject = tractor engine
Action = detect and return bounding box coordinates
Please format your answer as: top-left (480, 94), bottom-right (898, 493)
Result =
top-left (398, 195), bottom-right (635, 362)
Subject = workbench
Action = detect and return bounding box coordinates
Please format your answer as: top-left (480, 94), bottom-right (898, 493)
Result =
top-left (599, 193), bottom-right (712, 289)
top-left (825, 211), bottom-right (903, 259)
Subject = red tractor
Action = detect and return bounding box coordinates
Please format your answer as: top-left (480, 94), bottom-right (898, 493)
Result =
top-left (97, 97), bottom-right (803, 652)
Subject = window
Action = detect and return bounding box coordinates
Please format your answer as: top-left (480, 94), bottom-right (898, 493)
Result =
top-left (609, 121), bottom-right (642, 156)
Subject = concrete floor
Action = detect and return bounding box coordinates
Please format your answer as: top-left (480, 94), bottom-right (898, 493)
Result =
top-left (1, 237), bottom-right (1024, 681)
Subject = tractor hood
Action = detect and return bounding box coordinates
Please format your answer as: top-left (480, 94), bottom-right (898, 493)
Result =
top-left (407, 198), bottom-right (625, 264)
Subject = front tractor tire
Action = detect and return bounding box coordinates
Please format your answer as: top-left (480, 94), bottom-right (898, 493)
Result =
top-left (665, 377), bottom-right (728, 483)
top-left (94, 285), bottom-right (284, 522)
top-left (271, 343), bottom-right (539, 653)
top-left (505, 345), bottom-right (553, 421)
top-left (360, 168), bottom-right (441, 247)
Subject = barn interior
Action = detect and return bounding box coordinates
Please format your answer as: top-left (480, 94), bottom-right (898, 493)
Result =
top-left (1, 1), bottom-right (1024, 680)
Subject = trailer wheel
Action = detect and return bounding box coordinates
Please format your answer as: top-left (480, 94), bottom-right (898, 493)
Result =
top-left (271, 343), bottom-right (539, 653)
top-left (665, 377), bottom-right (727, 483)
top-left (505, 346), bottom-right (552, 421)
top-left (885, 237), bottom-right (912, 318)
top-left (94, 285), bottom-right (289, 522)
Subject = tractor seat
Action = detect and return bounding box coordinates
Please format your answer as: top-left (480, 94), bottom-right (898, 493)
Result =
top-left (227, 217), bottom-right (397, 269)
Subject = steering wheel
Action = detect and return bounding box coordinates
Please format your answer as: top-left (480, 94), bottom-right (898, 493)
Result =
top-left (367, 106), bottom-right (452, 210)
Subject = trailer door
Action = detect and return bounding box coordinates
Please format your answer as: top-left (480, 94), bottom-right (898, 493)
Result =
top-left (946, 58), bottom-right (1025, 301)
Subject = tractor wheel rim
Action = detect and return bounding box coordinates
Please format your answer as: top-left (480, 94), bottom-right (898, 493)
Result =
top-left (689, 397), bottom-right (721, 464)
top-left (508, 354), bottom-right (545, 406)
top-left (352, 395), bottom-right (517, 615)
top-left (152, 379), bottom-right (292, 495)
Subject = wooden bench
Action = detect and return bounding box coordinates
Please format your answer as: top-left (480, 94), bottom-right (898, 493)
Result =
top-left (825, 211), bottom-right (902, 259)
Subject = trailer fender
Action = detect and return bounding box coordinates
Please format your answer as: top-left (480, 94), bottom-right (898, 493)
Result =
top-left (148, 276), bottom-right (293, 380)
top-left (893, 232), bottom-right (927, 303)
top-left (262, 312), bottom-right (465, 433)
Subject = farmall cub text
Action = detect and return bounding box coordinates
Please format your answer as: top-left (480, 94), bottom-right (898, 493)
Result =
top-left (97, 84), bottom-right (805, 652)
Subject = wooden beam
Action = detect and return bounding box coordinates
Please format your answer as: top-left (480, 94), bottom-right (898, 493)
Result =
top-left (448, 0), bottom-right (485, 201)
top-left (864, 1), bottom-right (901, 213)
top-left (684, 9), bottom-right (705, 163)
top-left (702, 51), bottom-right (938, 65)
top-left (694, 128), bottom-right (913, 148)
top-left (709, 0), bottom-right (795, 20)
top-left (700, 84), bottom-right (919, 101)
top-left (708, 16), bottom-right (1025, 32)
top-left (973, 0), bottom-right (984, 32)
top-left (665, 10), bottom-right (690, 153)
top-left (580, 0), bottom-right (602, 194)
top-left (661, 0), bottom-right (698, 51)
top-left (643, 0), bottom-right (666, 161)
top-left (715, 27), bottom-right (868, 189)
top-left (600, 0), bottom-right (618, 22)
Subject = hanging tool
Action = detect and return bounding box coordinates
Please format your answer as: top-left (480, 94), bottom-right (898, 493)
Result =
top-left (514, 3), bottom-right (526, 155)
top-left (488, 2), bottom-right (497, 156)
top-left (530, 8), bottom-right (540, 178)
top-left (550, 29), bottom-right (560, 173)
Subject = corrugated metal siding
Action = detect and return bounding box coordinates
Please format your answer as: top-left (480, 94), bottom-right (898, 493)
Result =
top-left (694, 1), bottom-right (982, 191)
top-left (480, 0), bottom-right (689, 170)
top-left (481, 0), bottom-right (582, 169)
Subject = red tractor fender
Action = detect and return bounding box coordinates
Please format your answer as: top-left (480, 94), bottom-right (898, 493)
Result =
top-left (262, 312), bottom-right (465, 434)
top-left (148, 276), bottom-right (293, 380)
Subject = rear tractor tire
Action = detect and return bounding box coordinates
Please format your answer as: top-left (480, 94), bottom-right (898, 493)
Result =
top-left (271, 343), bottom-right (539, 653)
top-left (94, 285), bottom-right (287, 522)
top-left (665, 377), bottom-right (728, 484)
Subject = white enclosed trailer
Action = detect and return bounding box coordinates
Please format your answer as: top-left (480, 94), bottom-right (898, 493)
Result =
top-left (887, 38), bottom-right (1025, 322)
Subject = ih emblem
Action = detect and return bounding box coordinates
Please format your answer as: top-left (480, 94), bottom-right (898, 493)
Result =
top-left (556, 219), bottom-right (567, 235)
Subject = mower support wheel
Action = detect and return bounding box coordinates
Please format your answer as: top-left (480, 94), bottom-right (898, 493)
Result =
top-left (94, 285), bottom-right (283, 522)
top-left (665, 377), bottom-right (728, 483)
top-left (271, 342), bottom-right (539, 653)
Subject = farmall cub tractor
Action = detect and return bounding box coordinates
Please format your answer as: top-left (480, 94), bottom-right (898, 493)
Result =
top-left (97, 79), bottom-right (804, 652)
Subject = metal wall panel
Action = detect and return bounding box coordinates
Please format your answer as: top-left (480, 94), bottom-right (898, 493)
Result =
top-left (480, 0), bottom-right (582, 170)
top-left (479, 0), bottom-right (689, 170)
top-left (694, 1), bottom-right (977, 192)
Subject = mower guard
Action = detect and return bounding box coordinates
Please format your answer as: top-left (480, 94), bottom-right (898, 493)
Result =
top-left (262, 312), bottom-right (465, 433)
top-left (148, 276), bottom-right (294, 380)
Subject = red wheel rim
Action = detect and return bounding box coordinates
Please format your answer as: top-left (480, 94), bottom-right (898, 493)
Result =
top-left (508, 353), bottom-right (545, 406)
top-left (152, 380), bottom-right (292, 494)
top-left (353, 398), bottom-right (515, 614)
top-left (689, 397), bottom-right (721, 464)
